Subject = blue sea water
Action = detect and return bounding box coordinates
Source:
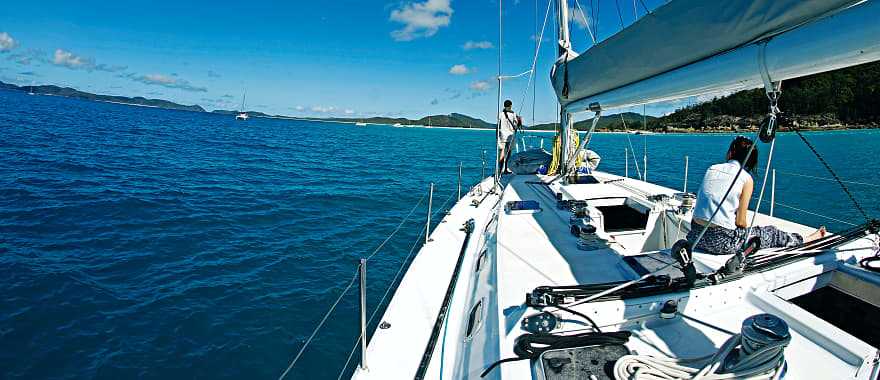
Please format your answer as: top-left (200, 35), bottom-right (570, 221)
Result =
top-left (1, 89), bottom-right (878, 379)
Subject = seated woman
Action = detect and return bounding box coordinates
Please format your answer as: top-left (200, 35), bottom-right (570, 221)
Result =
top-left (688, 136), bottom-right (825, 255)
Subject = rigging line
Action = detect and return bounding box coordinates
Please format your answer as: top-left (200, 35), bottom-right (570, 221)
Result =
top-left (517, 0), bottom-right (554, 116)
top-left (613, 0), bottom-right (625, 29)
top-left (499, 69), bottom-right (534, 79)
top-left (494, 0), bottom-right (503, 189)
top-left (364, 190), bottom-right (429, 262)
top-left (744, 138), bottom-right (777, 246)
top-left (279, 270), bottom-right (360, 380)
top-left (788, 126), bottom-right (871, 222)
top-left (636, 0), bottom-right (650, 15)
top-left (533, 0), bottom-right (538, 126)
top-left (774, 169), bottom-right (880, 188)
top-left (573, 0), bottom-right (598, 44)
top-left (336, 227), bottom-right (428, 380)
top-left (620, 113), bottom-right (643, 180)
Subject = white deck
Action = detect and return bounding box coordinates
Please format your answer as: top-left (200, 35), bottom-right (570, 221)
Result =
top-left (353, 172), bottom-right (880, 380)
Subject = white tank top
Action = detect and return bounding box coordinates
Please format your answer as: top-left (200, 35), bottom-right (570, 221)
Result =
top-left (692, 160), bottom-right (752, 230)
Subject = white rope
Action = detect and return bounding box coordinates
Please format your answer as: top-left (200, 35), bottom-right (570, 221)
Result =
top-left (613, 333), bottom-right (787, 380)
top-left (279, 270), bottom-right (359, 380)
top-left (336, 226), bottom-right (428, 380)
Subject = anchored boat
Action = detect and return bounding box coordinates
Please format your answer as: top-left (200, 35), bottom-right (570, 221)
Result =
top-left (281, 1), bottom-right (880, 379)
top-left (236, 90), bottom-right (249, 121)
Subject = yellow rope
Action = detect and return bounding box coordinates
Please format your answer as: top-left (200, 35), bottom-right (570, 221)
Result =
top-left (547, 129), bottom-right (581, 176)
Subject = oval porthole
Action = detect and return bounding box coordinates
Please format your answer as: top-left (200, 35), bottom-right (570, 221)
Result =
top-left (475, 249), bottom-right (488, 273)
top-left (464, 298), bottom-right (485, 341)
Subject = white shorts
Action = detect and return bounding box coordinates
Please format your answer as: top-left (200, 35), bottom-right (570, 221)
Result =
top-left (498, 135), bottom-right (513, 150)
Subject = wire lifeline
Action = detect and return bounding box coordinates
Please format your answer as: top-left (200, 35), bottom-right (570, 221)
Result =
top-left (284, 188), bottom-right (429, 379)
top-left (364, 190), bottom-right (428, 262)
top-left (278, 270), bottom-right (360, 380)
top-left (775, 169), bottom-right (880, 188)
top-left (336, 226), bottom-right (428, 380)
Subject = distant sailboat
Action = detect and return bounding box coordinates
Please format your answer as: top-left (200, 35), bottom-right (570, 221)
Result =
top-left (355, 120), bottom-right (367, 126)
top-left (235, 91), bottom-right (249, 120)
top-left (28, 80), bottom-right (35, 96)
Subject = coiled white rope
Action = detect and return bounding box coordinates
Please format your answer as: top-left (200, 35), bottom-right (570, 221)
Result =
top-left (613, 332), bottom-right (789, 380)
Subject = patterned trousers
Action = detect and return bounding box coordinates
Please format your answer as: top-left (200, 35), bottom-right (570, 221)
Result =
top-left (687, 223), bottom-right (803, 256)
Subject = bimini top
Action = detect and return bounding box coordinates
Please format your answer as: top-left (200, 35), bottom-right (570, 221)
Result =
top-left (551, 0), bottom-right (861, 108)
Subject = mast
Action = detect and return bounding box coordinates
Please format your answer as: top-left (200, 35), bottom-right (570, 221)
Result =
top-left (556, 0), bottom-right (574, 174)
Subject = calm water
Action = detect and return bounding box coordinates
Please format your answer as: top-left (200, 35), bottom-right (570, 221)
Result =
top-left (1, 89), bottom-right (878, 379)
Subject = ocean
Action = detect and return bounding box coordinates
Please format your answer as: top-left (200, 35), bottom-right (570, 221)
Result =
top-left (1, 89), bottom-right (878, 379)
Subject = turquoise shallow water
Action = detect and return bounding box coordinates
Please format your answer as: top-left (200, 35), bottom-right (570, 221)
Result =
top-left (1, 89), bottom-right (878, 379)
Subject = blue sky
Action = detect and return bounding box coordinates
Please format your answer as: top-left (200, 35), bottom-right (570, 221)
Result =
top-left (1, 0), bottom-right (683, 122)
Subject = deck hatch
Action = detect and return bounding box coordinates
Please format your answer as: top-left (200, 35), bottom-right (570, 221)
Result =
top-left (596, 204), bottom-right (649, 232)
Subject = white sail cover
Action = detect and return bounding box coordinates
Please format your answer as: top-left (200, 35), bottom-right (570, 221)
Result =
top-left (552, 0), bottom-right (862, 108)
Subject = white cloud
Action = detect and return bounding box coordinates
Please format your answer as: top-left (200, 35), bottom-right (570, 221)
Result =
top-left (463, 40), bottom-right (493, 50)
top-left (53, 49), bottom-right (93, 69)
top-left (311, 105), bottom-right (336, 113)
top-left (344, 109), bottom-right (355, 115)
top-left (448, 64), bottom-right (471, 75)
top-left (389, 0), bottom-right (453, 41)
top-left (0, 32), bottom-right (17, 52)
top-left (469, 80), bottom-right (491, 92)
top-left (49, 49), bottom-right (126, 72)
top-left (127, 73), bottom-right (207, 92)
top-left (295, 105), bottom-right (305, 111)
top-left (570, 6), bottom-right (590, 30)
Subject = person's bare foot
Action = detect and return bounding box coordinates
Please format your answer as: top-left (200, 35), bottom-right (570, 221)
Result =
top-left (805, 226), bottom-right (827, 242)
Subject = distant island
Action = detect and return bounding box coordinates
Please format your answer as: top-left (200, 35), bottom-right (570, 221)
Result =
top-left (3, 60), bottom-right (878, 132)
top-left (0, 81), bottom-right (206, 112)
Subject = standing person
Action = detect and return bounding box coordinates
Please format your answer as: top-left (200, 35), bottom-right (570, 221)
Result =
top-left (688, 136), bottom-right (826, 255)
top-left (498, 99), bottom-right (523, 174)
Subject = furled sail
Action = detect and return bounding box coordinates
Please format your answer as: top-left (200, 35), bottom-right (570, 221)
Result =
top-left (552, 0), bottom-right (865, 110)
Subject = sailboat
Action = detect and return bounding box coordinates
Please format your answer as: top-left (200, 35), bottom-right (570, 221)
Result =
top-left (235, 91), bottom-right (249, 120)
top-left (280, 1), bottom-right (880, 379)
top-left (28, 80), bottom-right (35, 96)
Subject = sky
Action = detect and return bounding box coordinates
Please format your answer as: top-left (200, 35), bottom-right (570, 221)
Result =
top-left (0, 0), bottom-right (690, 123)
